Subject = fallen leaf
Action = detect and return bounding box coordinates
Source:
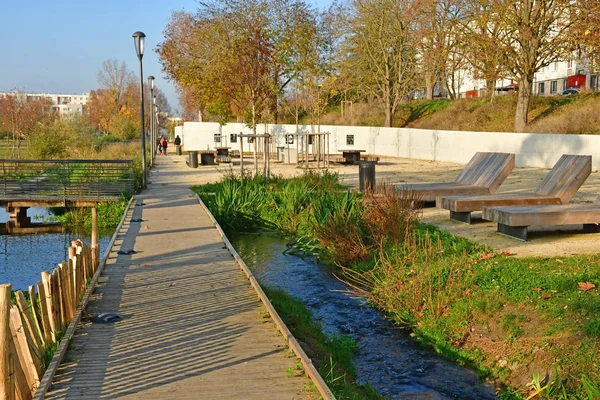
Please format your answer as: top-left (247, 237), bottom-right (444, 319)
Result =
top-left (563, 305), bottom-right (568, 310)
top-left (555, 259), bottom-right (564, 263)
top-left (531, 287), bottom-right (543, 292)
top-left (144, 225), bottom-right (150, 230)
top-left (578, 282), bottom-right (596, 292)
top-left (465, 289), bottom-right (472, 296)
top-left (478, 253), bottom-right (495, 262)
top-left (501, 251), bottom-right (512, 257)
top-left (543, 294), bottom-right (553, 300)
top-left (417, 322), bottom-right (423, 328)
top-left (144, 264), bottom-right (151, 267)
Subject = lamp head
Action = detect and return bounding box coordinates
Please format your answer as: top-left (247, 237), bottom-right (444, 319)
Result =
top-left (132, 31), bottom-right (146, 59)
top-left (148, 75), bottom-right (155, 89)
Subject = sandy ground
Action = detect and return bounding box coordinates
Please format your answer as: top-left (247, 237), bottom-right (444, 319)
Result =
top-left (164, 154), bottom-right (600, 258)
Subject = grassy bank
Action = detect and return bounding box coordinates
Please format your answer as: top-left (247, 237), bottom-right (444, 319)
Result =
top-left (319, 92), bottom-right (600, 135)
top-left (194, 172), bottom-right (600, 399)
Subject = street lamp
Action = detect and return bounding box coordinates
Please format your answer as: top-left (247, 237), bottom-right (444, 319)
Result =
top-left (148, 76), bottom-right (155, 166)
top-left (153, 97), bottom-right (158, 145)
top-left (133, 31), bottom-right (147, 189)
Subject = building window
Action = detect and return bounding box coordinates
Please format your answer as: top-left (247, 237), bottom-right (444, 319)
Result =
top-left (538, 82), bottom-right (545, 94)
top-left (550, 81), bottom-right (557, 93)
top-left (554, 62), bottom-right (558, 71)
top-left (346, 135), bottom-right (354, 145)
top-left (286, 134), bottom-right (294, 144)
top-left (230, 133), bottom-right (237, 143)
top-left (567, 60), bottom-right (572, 68)
top-left (214, 134), bottom-right (221, 143)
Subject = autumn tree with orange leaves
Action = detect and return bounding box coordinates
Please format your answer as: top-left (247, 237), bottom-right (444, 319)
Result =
top-left (0, 92), bottom-right (55, 158)
top-left (157, 0), bottom-right (319, 128)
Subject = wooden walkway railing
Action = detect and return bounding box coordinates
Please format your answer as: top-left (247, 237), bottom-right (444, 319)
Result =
top-left (0, 240), bottom-right (100, 400)
top-left (0, 160), bottom-right (134, 204)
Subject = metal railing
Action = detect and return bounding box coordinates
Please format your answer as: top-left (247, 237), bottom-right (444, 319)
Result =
top-left (0, 159), bottom-right (134, 202)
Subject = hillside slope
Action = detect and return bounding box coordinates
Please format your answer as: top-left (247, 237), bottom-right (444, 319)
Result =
top-left (319, 92), bottom-right (600, 135)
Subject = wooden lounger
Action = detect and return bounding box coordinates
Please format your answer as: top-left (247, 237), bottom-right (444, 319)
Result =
top-left (398, 152), bottom-right (515, 202)
top-left (482, 196), bottom-right (600, 240)
top-left (437, 154), bottom-right (592, 223)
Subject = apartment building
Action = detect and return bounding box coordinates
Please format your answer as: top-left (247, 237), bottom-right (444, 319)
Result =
top-left (452, 60), bottom-right (597, 98)
top-left (0, 91), bottom-right (90, 115)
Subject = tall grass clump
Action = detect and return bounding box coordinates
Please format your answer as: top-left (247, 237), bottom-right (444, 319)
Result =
top-left (341, 231), bottom-right (474, 327)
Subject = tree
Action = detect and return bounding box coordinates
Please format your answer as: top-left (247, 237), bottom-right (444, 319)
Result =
top-left (157, 0), bottom-right (318, 125)
top-left (458, 0), bottom-right (510, 100)
top-left (0, 92), bottom-right (55, 158)
top-left (342, 0), bottom-right (417, 127)
top-left (491, 0), bottom-right (579, 131)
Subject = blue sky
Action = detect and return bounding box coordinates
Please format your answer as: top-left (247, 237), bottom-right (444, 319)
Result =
top-left (0, 0), bottom-right (332, 114)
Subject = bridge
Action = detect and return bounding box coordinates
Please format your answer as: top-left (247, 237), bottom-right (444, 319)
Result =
top-left (0, 159), bottom-right (134, 221)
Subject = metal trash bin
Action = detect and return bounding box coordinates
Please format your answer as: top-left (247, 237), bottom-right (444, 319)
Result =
top-left (358, 161), bottom-right (376, 192)
top-left (176, 145), bottom-right (182, 155)
top-left (188, 151), bottom-right (198, 168)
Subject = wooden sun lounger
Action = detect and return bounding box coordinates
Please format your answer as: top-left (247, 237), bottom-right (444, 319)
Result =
top-left (437, 154), bottom-right (592, 224)
top-left (482, 196), bottom-right (600, 240)
top-left (398, 152), bottom-right (515, 202)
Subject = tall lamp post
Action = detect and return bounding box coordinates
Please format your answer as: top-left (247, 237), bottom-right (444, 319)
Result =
top-left (148, 75), bottom-right (155, 166)
top-left (133, 31), bottom-right (147, 189)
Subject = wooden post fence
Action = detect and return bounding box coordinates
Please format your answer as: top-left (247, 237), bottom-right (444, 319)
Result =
top-left (0, 240), bottom-right (99, 400)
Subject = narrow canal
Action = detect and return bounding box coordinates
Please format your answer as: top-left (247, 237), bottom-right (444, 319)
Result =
top-left (229, 233), bottom-right (497, 400)
top-left (0, 207), bottom-right (111, 291)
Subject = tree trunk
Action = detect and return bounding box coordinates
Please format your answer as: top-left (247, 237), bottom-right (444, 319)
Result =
top-left (514, 78), bottom-right (532, 132)
top-left (425, 74), bottom-right (435, 100)
top-left (384, 106), bottom-right (392, 127)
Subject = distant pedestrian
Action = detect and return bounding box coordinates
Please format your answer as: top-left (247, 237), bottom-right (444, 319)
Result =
top-left (156, 137), bottom-right (162, 155)
top-left (174, 135), bottom-right (181, 146)
top-left (161, 137), bottom-right (168, 155)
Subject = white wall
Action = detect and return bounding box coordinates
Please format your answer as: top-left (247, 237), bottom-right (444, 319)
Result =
top-left (183, 122), bottom-right (600, 171)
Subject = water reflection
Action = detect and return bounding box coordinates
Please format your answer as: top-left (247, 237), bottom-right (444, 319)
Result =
top-left (0, 207), bottom-right (111, 291)
top-left (230, 233), bottom-right (497, 400)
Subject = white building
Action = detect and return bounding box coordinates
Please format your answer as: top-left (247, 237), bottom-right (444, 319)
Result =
top-left (452, 59), bottom-right (596, 98)
top-left (0, 91), bottom-right (90, 115)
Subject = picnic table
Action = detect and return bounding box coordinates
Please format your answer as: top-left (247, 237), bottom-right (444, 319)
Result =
top-left (339, 149), bottom-right (365, 164)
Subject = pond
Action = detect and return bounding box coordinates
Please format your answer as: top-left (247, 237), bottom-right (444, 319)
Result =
top-left (0, 207), bottom-right (112, 291)
top-left (229, 233), bottom-right (497, 400)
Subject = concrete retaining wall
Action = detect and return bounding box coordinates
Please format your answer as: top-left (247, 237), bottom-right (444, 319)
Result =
top-left (182, 122), bottom-right (600, 171)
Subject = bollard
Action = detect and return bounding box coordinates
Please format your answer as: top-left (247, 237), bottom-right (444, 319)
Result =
top-left (358, 161), bottom-right (377, 192)
top-left (188, 151), bottom-right (198, 168)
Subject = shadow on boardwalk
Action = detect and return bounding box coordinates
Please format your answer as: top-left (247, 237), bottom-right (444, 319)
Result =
top-left (46, 157), bottom-right (313, 400)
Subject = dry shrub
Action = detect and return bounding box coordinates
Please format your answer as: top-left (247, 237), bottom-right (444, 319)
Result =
top-left (341, 232), bottom-right (474, 325)
top-left (321, 102), bottom-right (386, 127)
top-left (361, 184), bottom-right (422, 247)
top-left (314, 211), bottom-right (371, 265)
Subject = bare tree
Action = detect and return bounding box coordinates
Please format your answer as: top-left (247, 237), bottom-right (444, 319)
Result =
top-left (342, 0), bottom-right (417, 127)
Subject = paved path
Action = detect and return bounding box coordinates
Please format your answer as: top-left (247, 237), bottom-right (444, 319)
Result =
top-left (46, 156), bottom-right (315, 399)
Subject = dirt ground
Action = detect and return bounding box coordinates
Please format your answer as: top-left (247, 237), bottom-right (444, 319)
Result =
top-left (169, 154), bottom-right (600, 258)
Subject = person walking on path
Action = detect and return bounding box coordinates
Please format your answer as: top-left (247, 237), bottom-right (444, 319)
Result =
top-left (161, 136), bottom-right (168, 155)
top-left (174, 135), bottom-right (181, 146)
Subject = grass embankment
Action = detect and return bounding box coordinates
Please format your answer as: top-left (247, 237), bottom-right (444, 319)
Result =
top-left (194, 172), bottom-right (600, 399)
top-left (319, 92), bottom-right (600, 135)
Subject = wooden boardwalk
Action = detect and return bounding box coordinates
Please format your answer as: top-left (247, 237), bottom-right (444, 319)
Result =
top-left (45, 157), bottom-right (316, 399)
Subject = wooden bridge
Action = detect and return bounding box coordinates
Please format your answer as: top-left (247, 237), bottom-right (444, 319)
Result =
top-left (14, 156), bottom-right (330, 399)
top-left (0, 159), bottom-right (134, 208)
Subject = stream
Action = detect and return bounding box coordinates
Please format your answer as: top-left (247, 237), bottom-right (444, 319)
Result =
top-left (229, 233), bottom-right (497, 400)
top-left (0, 207), bottom-right (111, 291)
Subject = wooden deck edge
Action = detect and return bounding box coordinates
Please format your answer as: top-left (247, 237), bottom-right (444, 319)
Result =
top-left (195, 193), bottom-right (337, 400)
top-left (33, 196), bottom-right (136, 400)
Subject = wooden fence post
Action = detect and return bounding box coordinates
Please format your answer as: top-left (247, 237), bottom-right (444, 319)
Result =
top-left (1, 284), bottom-right (15, 400)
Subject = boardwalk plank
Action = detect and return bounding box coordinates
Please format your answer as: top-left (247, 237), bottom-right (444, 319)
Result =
top-left (45, 157), bottom-right (316, 399)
